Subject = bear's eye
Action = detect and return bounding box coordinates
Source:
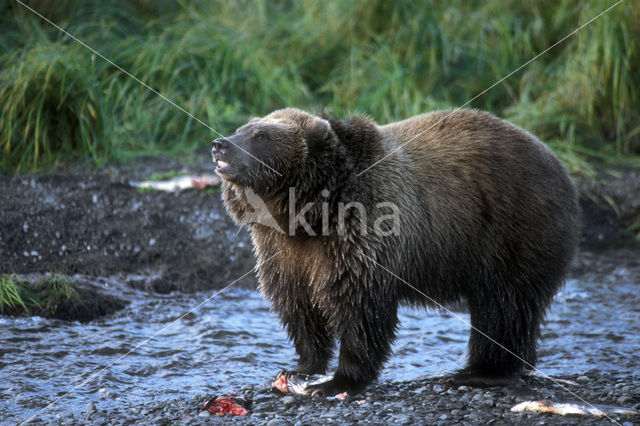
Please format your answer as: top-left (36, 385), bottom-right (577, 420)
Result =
top-left (255, 132), bottom-right (267, 141)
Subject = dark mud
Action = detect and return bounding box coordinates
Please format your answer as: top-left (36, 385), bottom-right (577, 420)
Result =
top-left (575, 166), bottom-right (640, 248)
top-left (0, 154), bottom-right (256, 293)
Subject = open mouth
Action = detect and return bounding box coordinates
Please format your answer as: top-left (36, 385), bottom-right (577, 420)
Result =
top-left (212, 153), bottom-right (242, 181)
top-left (216, 160), bottom-right (231, 171)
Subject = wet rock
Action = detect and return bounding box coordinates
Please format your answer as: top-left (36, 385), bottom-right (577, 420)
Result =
top-left (481, 398), bottom-right (495, 407)
top-left (393, 414), bottom-right (412, 424)
top-left (282, 396), bottom-right (296, 406)
top-left (198, 410), bottom-right (210, 418)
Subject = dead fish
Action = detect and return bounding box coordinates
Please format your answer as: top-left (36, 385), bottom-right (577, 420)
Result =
top-left (203, 395), bottom-right (249, 416)
top-left (271, 372), bottom-right (336, 396)
top-left (511, 400), bottom-right (640, 417)
top-left (131, 174), bottom-right (220, 192)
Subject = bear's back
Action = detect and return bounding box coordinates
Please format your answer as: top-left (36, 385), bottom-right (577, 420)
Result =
top-left (375, 109), bottom-right (579, 294)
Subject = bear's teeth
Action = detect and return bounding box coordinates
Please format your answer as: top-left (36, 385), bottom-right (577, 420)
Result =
top-left (218, 161), bottom-right (229, 169)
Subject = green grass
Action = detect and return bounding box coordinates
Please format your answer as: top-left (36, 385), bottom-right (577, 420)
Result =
top-left (1, 0), bottom-right (639, 173)
top-left (0, 276), bottom-right (38, 313)
top-left (0, 273), bottom-right (79, 316)
top-left (37, 272), bottom-right (80, 314)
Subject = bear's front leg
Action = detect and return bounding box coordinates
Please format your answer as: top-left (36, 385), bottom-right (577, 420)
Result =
top-left (305, 291), bottom-right (399, 396)
top-left (277, 301), bottom-right (334, 379)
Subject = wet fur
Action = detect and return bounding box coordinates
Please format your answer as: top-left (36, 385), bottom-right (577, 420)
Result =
top-left (220, 108), bottom-right (579, 394)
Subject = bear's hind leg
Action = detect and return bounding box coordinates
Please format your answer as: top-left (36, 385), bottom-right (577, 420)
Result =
top-left (451, 286), bottom-right (546, 386)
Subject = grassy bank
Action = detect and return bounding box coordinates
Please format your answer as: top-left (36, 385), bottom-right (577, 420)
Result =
top-left (0, 273), bottom-right (126, 321)
top-left (1, 0), bottom-right (639, 173)
top-left (0, 273), bottom-right (79, 315)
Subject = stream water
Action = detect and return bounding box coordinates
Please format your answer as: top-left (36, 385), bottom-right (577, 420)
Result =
top-left (1, 248), bottom-right (639, 423)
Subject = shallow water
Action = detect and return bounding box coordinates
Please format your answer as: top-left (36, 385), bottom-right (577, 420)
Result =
top-left (1, 249), bottom-right (639, 423)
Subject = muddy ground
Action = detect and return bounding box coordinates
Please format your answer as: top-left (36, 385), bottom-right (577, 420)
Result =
top-left (1, 152), bottom-right (639, 293)
top-left (0, 153), bottom-right (257, 293)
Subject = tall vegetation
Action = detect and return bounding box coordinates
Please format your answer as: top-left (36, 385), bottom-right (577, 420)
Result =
top-left (1, 0), bottom-right (638, 172)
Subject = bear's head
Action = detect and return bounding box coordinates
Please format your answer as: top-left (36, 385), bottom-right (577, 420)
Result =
top-left (211, 108), bottom-right (336, 194)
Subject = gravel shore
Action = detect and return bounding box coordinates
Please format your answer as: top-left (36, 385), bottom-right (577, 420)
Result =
top-left (50, 372), bottom-right (639, 425)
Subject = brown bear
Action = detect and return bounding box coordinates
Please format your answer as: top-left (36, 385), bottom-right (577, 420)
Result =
top-left (211, 108), bottom-right (579, 396)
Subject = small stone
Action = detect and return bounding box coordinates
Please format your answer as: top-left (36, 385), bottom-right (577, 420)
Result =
top-left (198, 410), bottom-right (210, 418)
top-left (482, 398), bottom-right (495, 407)
top-left (439, 414), bottom-right (448, 420)
top-left (282, 395), bottom-right (296, 405)
top-left (457, 386), bottom-right (469, 392)
top-left (577, 375), bottom-right (589, 383)
top-left (30, 250), bottom-right (38, 256)
top-left (432, 384), bottom-right (444, 393)
top-left (393, 414), bottom-right (411, 424)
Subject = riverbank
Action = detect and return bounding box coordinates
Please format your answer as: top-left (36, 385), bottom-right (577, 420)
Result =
top-left (0, 154), bottom-right (256, 294)
top-left (69, 373), bottom-right (639, 425)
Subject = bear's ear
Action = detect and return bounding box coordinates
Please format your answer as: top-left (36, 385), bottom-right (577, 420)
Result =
top-left (304, 117), bottom-right (334, 151)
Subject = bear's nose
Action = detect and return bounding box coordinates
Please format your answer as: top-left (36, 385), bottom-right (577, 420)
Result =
top-left (211, 137), bottom-right (230, 153)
